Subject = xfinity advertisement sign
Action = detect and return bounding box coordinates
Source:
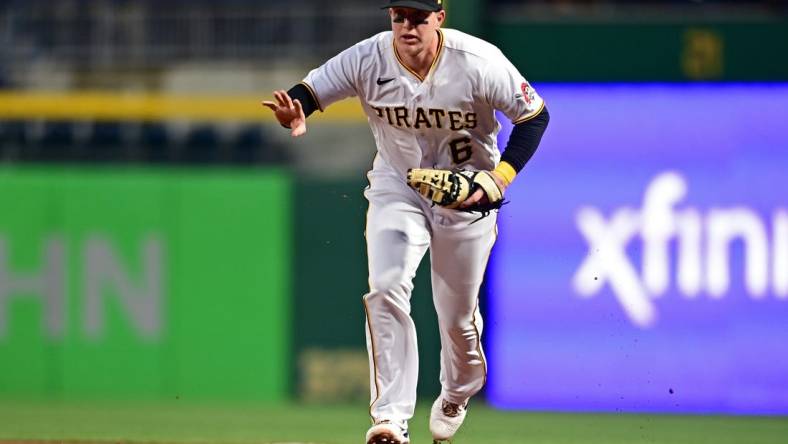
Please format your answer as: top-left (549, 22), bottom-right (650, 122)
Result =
top-left (487, 84), bottom-right (788, 414)
top-left (573, 171), bottom-right (787, 327)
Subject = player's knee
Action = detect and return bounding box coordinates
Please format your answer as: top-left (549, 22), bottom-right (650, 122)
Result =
top-left (364, 284), bottom-right (410, 309)
top-left (363, 289), bottom-right (411, 323)
top-left (438, 309), bottom-right (476, 327)
top-left (367, 267), bottom-right (412, 302)
top-left (440, 318), bottom-right (480, 340)
top-left (364, 289), bottom-right (412, 319)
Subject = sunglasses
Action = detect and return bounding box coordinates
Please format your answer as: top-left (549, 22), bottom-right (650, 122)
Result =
top-left (391, 10), bottom-right (431, 25)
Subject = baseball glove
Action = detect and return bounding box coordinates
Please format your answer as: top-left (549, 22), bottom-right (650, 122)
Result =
top-left (406, 168), bottom-right (505, 216)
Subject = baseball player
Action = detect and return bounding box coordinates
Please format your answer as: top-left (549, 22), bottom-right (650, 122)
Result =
top-left (262, 1), bottom-right (549, 442)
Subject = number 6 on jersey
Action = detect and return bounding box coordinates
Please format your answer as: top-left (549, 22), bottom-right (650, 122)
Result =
top-left (449, 136), bottom-right (473, 164)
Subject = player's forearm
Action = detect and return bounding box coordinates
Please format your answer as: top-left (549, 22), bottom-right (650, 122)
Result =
top-left (499, 105), bottom-right (550, 181)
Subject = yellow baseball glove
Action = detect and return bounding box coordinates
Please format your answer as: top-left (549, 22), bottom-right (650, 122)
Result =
top-left (406, 168), bottom-right (504, 215)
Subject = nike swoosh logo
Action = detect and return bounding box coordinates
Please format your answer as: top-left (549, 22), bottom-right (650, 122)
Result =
top-left (376, 77), bottom-right (395, 85)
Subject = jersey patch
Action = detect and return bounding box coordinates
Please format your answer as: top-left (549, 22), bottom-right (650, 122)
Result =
top-left (520, 82), bottom-right (535, 105)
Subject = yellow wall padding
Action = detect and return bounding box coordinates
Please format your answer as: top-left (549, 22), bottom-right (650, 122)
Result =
top-left (0, 91), bottom-right (367, 123)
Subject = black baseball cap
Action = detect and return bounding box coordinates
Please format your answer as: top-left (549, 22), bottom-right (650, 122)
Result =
top-left (381, 0), bottom-right (444, 12)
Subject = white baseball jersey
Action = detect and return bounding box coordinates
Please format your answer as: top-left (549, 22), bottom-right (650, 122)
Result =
top-left (302, 28), bottom-right (545, 177)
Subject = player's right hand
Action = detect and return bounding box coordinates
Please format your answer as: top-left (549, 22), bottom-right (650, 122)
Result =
top-left (261, 90), bottom-right (307, 137)
top-left (459, 170), bottom-right (508, 209)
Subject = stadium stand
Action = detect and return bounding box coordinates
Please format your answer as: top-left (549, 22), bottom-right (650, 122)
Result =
top-left (182, 125), bottom-right (220, 165)
top-left (85, 121), bottom-right (126, 163)
top-left (37, 121), bottom-right (77, 162)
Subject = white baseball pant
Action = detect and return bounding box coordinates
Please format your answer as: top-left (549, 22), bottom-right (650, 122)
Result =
top-left (362, 166), bottom-right (496, 427)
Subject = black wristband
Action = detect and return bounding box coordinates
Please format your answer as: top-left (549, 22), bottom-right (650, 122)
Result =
top-left (286, 83), bottom-right (320, 118)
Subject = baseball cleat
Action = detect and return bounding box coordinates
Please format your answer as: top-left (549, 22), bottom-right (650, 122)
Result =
top-left (366, 420), bottom-right (410, 444)
top-left (429, 398), bottom-right (468, 442)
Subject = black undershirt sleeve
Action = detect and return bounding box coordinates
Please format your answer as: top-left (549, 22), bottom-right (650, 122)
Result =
top-left (286, 83), bottom-right (320, 118)
top-left (500, 106), bottom-right (550, 172)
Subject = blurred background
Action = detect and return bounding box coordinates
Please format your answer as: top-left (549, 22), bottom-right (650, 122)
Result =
top-left (1, 0), bottom-right (787, 423)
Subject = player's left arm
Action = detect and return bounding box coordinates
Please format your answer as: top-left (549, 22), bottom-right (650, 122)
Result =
top-left (459, 108), bottom-right (549, 208)
top-left (460, 53), bottom-right (550, 208)
top-left (495, 106), bottom-right (550, 183)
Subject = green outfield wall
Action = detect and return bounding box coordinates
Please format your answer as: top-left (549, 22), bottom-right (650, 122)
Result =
top-left (490, 21), bottom-right (788, 81)
top-left (0, 169), bottom-right (463, 403)
top-left (0, 168), bottom-right (291, 401)
top-left (293, 178), bottom-right (444, 402)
